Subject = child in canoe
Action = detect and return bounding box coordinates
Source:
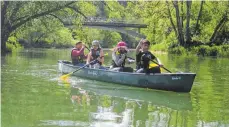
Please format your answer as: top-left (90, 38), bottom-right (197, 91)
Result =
top-left (86, 40), bottom-right (105, 69)
top-left (71, 41), bottom-right (87, 66)
top-left (136, 39), bottom-right (163, 73)
top-left (110, 41), bottom-right (135, 72)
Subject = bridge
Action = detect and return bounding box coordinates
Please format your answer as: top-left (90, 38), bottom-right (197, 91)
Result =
top-left (63, 19), bottom-right (147, 38)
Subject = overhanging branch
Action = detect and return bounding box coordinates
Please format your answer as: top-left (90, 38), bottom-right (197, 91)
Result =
top-left (67, 6), bottom-right (87, 19)
top-left (11, 1), bottom-right (76, 31)
top-left (48, 13), bottom-right (65, 24)
top-left (9, 2), bottom-right (22, 22)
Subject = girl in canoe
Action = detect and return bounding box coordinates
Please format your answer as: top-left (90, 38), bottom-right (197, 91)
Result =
top-left (71, 41), bottom-right (87, 66)
top-left (110, 41), bottom-right (135, 72)
top-left (86, 40), bottom-right (105, 69)
top-left (136, 39), bottom-right (163, 73)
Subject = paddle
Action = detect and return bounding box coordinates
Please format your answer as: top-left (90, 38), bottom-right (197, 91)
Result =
top-left (84, 45), bottom-right (90, 51)
top-left (150, 59), bottom-right (172, 73)
top-left (60, 57), bottom-right (103, 81)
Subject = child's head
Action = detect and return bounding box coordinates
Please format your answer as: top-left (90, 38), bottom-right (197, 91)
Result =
top-left (75, 42), bottom-right (82, 49)
top-left (141, 40), bottom-right (150, 51)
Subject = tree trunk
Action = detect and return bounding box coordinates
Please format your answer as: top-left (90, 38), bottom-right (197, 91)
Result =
top-left (210, 14), bottom-right (228, 44)
top-left (1, 34), bottom-right (7, 53)
top-left (185, 1), bottom-right (192, 44)
top-left (173, 1), bottom-right (185, 46)
top-left (1, 1), bottom-right (10, 52)
top-left (194, 1), bottom-right (204, 35)
top-left (181, 1), bottom-right (184, 29)
top-left (1, 27), bottom-right (12, 53)
top-left (166, 1), bottom-right (178, 37)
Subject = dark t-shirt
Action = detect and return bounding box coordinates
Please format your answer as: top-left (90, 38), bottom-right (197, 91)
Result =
top-left (136, 51), bottom-right (156, 69)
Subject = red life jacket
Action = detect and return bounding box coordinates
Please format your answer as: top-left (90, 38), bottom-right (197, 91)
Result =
top-left (71, 48), bottom-right (85, 64)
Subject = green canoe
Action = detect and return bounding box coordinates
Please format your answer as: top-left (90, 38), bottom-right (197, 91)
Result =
top-left (58, 60), bottom-right (196, 92)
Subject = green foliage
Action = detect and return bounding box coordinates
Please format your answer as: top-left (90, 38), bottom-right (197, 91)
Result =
top-left (190, 45), bottom-right (221, 56)
top-left (124, 1), bottom-right (228, 48)
top-left (72, 27), bottom-right (121, 48)
top-left (209, 46), bottom-right (221, 56)
top-left (191, 45), bottom-right (210, 56)
top-left (100, 31), bottom-right (122, 48)
top-left (2, 1), bottom-right (229, 56)
top-left (150, 43), bottom-right (169, 52)
top-left (219, 45), bottom-right (229, 57)
top-left (168, 46), bottom-right (186, 55)
top-left (104, 1), bottom-right (125, 20)
top-left (2, 1), bottom-right (98, 51)
top-left (6, 36), bottom-right (22, 51)
top-left (136, 2), bottom-right (171, 45)
top-left (17, 16), bottom-right (74, 45)
top-left (221, 44), bottom-right (229, 51)
top-left (169, 45), bottom-right (229, 57)
top-left (76, 1), bottom-right (97, 16)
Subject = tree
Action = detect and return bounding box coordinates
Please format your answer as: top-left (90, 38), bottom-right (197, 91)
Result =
top-left (185, 1), bottom-right (192, 44)
top-left (1, 1), bottom-right (97, 52)
top-left (209, 13), bottom-right (228, 44)
top-left (173, 1), bottom-right (185, 46)
top-left (166, 1), bottom-right (178, 37)
top-left (194, 1), bottom-right (204, 35)
top-left (1, 1), bottom-right (76, 52)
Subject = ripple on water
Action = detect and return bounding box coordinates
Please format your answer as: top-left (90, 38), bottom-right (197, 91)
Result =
top-left (39, 120), bottom-right (89, 126)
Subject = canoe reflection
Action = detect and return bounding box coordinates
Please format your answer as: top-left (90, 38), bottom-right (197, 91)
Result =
top-left (70, 79), bottom-right (193, 127)
top-left (70, 79), bottom-right (192, 111)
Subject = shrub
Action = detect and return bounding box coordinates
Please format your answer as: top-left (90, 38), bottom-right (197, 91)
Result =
top-left (209, 46), bottom-right (221, 56)
top-left (220, 45), bottom-right (229, 57)
top-left (195, 45), bottom-right (210, 56)
top-left (168, 46), bottom-right (186, 55)
top-left (6, 36), bottom-right (22, 52)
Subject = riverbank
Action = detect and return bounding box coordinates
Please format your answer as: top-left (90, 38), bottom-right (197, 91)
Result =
top-left (4, 38), bottom-right (229, 58)
top-left (150, 43), bottom-right (229, 57)
top-left (169, 45), bottom-right (229, 57)
top-left (4, 38), bottom-right (73, 54)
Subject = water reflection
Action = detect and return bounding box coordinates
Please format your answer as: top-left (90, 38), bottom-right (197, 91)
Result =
top-left (65, 78), bottom-right (193, 127)
top-left (19, 49), bottom-right (47, 59)
top-left (71, 86), bottom-right (90, 107)
top-left (71, 85), bottom-right (134, 127)
top-left (70, 77), bottom-right (192, 111)
top-left (39, 120), bottom-right (89, 126)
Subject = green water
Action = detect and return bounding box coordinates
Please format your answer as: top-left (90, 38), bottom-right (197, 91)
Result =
top-left (1, 49), bottom-right (229, 127)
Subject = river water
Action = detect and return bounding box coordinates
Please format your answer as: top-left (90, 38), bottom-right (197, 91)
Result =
top-left (1, 48), bottom-right (229, 127)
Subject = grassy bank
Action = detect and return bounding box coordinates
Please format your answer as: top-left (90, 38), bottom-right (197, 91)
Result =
top-left (150, 43), bottom-right (229, 57)
top-left (4, 36), bottom-right (74, 53)
top-left (169, 45), bottom-right (229, 57)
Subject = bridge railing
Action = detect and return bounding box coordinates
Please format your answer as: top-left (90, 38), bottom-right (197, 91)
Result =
top-left (84, 17), bottom-right (143, 24)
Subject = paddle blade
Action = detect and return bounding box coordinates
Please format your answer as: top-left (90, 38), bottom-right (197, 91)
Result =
top-left (60, 72), bottom-right (72, 81)
top-left (149, 63), bottom-right (162, 72)
top-left (149, 63), bottom-right (158, 68)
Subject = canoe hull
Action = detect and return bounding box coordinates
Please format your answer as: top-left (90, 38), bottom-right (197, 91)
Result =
top-left (58, 60), bottom-right (196, 92)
